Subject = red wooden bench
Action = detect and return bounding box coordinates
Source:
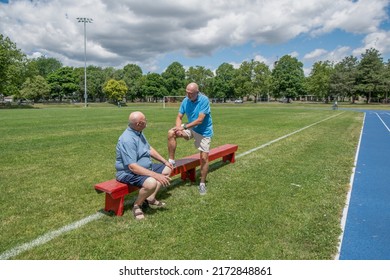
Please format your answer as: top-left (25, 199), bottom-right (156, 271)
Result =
top-left (94, 144), bottom-right (238, 216)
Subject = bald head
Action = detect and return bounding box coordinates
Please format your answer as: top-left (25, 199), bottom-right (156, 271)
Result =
top-left (186, 82), bottom-right (199, 101)
top-left (186, 82), bottom-right (199, 92)
top-left (128, 111), bottom-right (147, 131)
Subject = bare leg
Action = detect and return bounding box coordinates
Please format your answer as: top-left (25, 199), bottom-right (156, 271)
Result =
top-left (167, 129), bottom-right (177, 160)
top-left (134, 177), bottom-right (157, 207)
top-left (199, 151), bottom-right (209, 183)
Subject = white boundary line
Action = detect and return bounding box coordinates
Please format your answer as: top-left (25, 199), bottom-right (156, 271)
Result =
top-left (334, 113), bottom-right (366, 260)
top-left (375, 112), bottom-right (390, 132)
top-left (0, 112), bottom-right (344, 260)
top-left (0, 213), bottom-right (104, 260)
top-left (236, 113), bottom-right (343, 159)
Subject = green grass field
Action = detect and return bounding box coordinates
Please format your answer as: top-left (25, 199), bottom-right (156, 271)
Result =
top-left (0, 103), bottom-right (364, 259)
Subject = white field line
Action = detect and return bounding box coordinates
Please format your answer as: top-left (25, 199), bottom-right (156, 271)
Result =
top-left (0, 112), bottom-right (344, 260)
top-left (0, 213), bottom-right (104, 260)
top-left (334, 113), bottom-right (365, 260)
top-left (375, 112), bottom-right (390, 132)
top-left (236, 112), bottom-right (344, 159)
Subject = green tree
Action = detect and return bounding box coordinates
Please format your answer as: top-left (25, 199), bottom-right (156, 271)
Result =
top-left (78, 66), bottom-right (107, 102)
top-left (32, 56), bottom-right (62, 78)
top-left (380, 59), bottom-right (390, 103)
top-left (103, 79), bottom-right (128, 103)
top-left (123, 64), bottom-right (143, 101)
top-left (272, 55), bottom-right (305, 102)
top-left (356, 48), bottom-right (383, 103)
top-left (330, 56), bottom-right (358, 103)
top-left (186, 66), bottom-right (214, 94)
top-left (141, 73), bottom-right (168, 102)
top-left (306, 61), bottom-right (334, 102)
top-left (47, 66), bottom-right (79, 101)
top-left (162, 62), bottom-right (186, 96)
top-left (252, 61), bottom-right (272, 102)
top-left (211, 63), bottom-right (236, 101)
top-left (0, 34), bottom-right (26, 96)
top-left (19, 75), bottom-right (51, 102)
top-left (233, 60), bottom-right (254, 99)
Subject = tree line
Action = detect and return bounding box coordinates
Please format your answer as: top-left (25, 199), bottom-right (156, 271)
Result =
top-left (1, 33), bottom-right (389, 104)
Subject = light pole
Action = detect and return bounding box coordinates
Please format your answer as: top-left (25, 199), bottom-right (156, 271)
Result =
top-left (77, 17), bottom-right (93, 107)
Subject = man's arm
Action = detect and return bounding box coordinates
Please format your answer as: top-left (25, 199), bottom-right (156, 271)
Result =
top-left (175, 112), bottom-right (184, 127)
top-left (128, 162), bottom-right (171, 187)
top-left (185, 113), bottom-right (205, 129)
top-left (150, 146), bottom-right (173, 168)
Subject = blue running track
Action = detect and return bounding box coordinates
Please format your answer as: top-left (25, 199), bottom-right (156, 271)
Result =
top-left (338, 110), bottom-right (390, 260)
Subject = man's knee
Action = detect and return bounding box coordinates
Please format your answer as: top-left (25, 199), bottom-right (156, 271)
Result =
top-left (162, 166), bottom-right (172, 176)
top-left (200, 152), bottom-right (209, 164)
top-left (168, 129), bottom-right (176, 138)
top-left (142, 177), bottom-right (158, 191)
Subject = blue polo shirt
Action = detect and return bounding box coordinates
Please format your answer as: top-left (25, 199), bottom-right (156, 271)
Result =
top-left (115, 127), bottom-right (152, 181)
top-left (179, 93), bottom-right (213, 137)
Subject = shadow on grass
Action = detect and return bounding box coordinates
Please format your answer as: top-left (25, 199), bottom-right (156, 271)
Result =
top-left (98, 160), bottom-right (233, 217)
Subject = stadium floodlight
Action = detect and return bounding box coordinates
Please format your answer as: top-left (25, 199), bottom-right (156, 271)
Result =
top-left (77, 17), bottom-right (93, 107)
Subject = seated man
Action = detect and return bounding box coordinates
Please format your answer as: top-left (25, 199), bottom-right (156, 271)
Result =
top-left (115, 111), bottom-right (173, 220)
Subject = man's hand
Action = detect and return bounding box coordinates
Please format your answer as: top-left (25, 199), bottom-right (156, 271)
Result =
top-left (154, 173), bottom-right (171, 187)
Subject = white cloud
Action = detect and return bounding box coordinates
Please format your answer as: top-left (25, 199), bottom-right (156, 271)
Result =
top-left (304, 49), bottom-right (328, 60)
top-left (353, 30), bottom-right (390, 58)
top-left (0, 0), bottom-right (389, 72)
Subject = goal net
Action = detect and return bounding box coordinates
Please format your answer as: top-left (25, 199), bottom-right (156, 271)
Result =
top-left (163, 96), bottom-right (186, 108)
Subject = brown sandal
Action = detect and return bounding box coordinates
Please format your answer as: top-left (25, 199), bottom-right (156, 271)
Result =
top-left (132, 205), bottom-right (145, 220)
top-left (146, 199), bottom-right (166, 208)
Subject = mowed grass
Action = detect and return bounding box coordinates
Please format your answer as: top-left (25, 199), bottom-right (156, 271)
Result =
top-left (0, 103), bottom-right (363, 259)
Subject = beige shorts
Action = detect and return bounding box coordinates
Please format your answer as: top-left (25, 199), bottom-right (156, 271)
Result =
top-left (182, 129), bottom-right (211, 153)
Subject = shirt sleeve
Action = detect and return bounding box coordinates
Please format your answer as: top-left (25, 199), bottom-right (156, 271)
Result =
top-left (199, 96), bottom-right (210, 114)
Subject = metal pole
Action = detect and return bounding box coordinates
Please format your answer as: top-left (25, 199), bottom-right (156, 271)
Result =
top-left (77, 17), bottom-right (93, 107)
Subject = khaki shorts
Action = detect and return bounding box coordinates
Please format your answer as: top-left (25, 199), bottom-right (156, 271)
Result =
top-left (182, 129), bottom-right (211, 153)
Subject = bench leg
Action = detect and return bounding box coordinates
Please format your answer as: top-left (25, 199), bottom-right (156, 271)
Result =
top-left (223, 152), bottom-right (235, 163)
top-left (181, 168), bottom-right (196, 182)
top-left (104, 194), bottom-right (125, 216)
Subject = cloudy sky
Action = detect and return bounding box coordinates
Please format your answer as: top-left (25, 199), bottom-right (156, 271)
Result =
top-left (1, 0), bottom-right (389, 75)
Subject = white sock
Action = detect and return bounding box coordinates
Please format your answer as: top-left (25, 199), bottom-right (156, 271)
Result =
top-left (168, 159), bottom-right (175, 164)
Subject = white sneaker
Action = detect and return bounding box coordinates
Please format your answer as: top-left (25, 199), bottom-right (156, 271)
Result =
top-left (198, 183), bottom-right (207, 195)
top-left (168, 159), bottom-right (176, 167)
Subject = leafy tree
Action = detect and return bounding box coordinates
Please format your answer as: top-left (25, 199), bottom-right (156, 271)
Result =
top-left (76, 66), bottom-right (107, 102)
top-left (162, 62), bottom-right (186, 96)
top-left (47, 66), bottom-right (79, 101)
top-left (356, 48), bottom-right (383, 103)
top-left (233, 60), bottom-right (254, 99)
top-left (0, 34), bottom-right (26, 96)
top-left (211, 63), bottom-right (236, 100)
top-left (19, 75), bottom-right (51, 102)
top-left (141, 73), bottom-right (168, 102)
top-left (252, 61), bottom-right (272, 102)
top-left (306, 61), bottom-right (333, 102)
top-left (380, 59), bottom-right (390, 103)
top-left (272, 55), bottom-right (305, 102)
top-left (32, 56), bottom-right (62, 78)
top-left (123, 64), bottom-right (143, 101)
top-left (186, 66), bottom-right (214, 94)
top-left (330, 56), bottom-right (358, 103)
top-left (103, 79), bottom-right (128, 103)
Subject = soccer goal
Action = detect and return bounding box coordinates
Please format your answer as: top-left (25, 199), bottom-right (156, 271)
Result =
top-left (163, 96), bottom-right (186, 108)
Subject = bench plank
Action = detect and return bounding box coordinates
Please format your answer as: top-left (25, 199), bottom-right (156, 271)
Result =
top-left (94, 144), bottom-right (238, 216)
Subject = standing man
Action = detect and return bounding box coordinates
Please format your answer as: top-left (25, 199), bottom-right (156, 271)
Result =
top-left (167, 82), bottom-right (213, 195)
top-left (116, 111), bottom-right (173, 220)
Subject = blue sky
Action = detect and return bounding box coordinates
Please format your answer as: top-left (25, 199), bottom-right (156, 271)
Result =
top-left (0, 0), bottom-right (389, 75)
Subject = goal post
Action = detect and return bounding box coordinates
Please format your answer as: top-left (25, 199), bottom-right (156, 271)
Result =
top-left (163, 96), bottom-right (186, 108)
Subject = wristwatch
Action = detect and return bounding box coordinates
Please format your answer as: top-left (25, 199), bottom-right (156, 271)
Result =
top-left (183, 124), bottom-right (188, 129)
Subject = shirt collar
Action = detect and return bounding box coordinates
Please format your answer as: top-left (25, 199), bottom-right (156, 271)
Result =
top-left (128, 126), bottom-right (142, 136)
